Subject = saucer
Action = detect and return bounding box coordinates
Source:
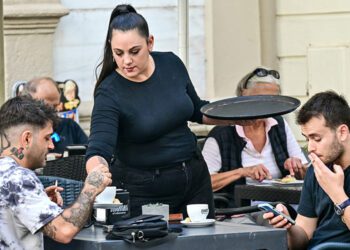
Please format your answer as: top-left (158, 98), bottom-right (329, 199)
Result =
top-left (93, 203), bottom-right (121, 209)
top-left (180, 219), bottom-right (215, 228)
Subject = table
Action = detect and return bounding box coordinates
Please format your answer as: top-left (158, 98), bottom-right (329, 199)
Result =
top-left (45, 221), bottom-right (287, 250)
top-left (235, 184), bottom-right (302, 207)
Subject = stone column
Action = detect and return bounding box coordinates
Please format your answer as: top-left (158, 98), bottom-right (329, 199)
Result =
top-left (0, 0), bottom-right (5, 103)
top-left (3, 0), bottom-right (68, 99)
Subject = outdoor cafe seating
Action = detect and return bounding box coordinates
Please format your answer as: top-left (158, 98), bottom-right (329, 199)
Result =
top-left (43, 154), bottom-right (87, 181)
top-left (38, 175), bottom-right (83, 208)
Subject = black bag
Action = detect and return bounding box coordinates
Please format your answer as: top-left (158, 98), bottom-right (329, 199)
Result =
top-left (106, 214), bottom-right (178, 247)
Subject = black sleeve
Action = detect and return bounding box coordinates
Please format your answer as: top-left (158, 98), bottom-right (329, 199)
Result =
top-left (171, 53), bottom-right (209, 124)
top-left (187, 79), bottom-right (209, 124)
top-left (86, 85), bottom-right (120, 164)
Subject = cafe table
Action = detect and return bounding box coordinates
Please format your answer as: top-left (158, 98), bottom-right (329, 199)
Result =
top-left (45, 220), bottom-right (287, 250)
top-left (235, 184), bottom-right (302, 207)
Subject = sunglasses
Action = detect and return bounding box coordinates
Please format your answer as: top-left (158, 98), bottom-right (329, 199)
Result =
top-left (244, 68), bottom-right (280, 88)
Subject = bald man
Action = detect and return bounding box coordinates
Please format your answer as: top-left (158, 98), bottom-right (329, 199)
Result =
top-left (23, 77), bottom-right (88, 155)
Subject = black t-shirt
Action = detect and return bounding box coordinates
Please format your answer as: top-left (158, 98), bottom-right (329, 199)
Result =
top-left (52, 118), bottom-right (88, 154)
top-left (298, 165), bottom-right (350, 249)
top-left (86, 51), bottom-right (208, 168)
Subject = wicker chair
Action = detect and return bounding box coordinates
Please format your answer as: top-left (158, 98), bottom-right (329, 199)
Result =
top-left (43, 155), bottom-right (87, 181)
top-left (38, 176), bottom-right (83, 208)
top-left (311, 242), bottom-right (350, 250)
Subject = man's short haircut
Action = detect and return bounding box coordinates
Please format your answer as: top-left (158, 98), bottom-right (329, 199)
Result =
top-left (0, 95), bottom-right (59, 133)
top-left (297, 91), bottom-right (350, 130)
top-left (22, 76), bottom-right (60, 96)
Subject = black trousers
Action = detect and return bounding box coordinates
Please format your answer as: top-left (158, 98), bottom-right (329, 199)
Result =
top-left (114, 152), bottom-right (215, 218)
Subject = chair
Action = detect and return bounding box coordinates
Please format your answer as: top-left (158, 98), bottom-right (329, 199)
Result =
top-left (38, 176), bottom-right (83, 208)
top-left (213, 192), bottom-right (231, 208)
top-left (12, 80), bottom-right (27, 97)
top-left (196, 137), bottom-right (206, 151)
top-left (311, 242), bottom-right (350, 250)
top-left (43, 155), bottom-right (87, 181)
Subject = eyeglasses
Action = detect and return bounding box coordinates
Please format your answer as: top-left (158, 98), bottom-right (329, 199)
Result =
top-left (244, 68), bottom-right (280, 88)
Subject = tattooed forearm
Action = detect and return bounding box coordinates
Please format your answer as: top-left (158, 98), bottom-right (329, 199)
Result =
top-left (61, 190), bottom-right (95, 229)
top-left (86, 171), bottom-right (104, 188)
top-left (42, 220), bottom-right (58, 240)
top-left (97, 156), bottom-right (108, 166)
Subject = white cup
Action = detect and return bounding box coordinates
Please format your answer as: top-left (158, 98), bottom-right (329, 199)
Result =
top-left (95, 186), bottom-right (116, 204)
top-left (187, 204), bottom-right (209, 222)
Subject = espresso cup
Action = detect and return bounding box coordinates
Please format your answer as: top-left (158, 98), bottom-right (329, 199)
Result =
top-left (187, 204), bottom-right (209, 222)
top-left (95, 186), bottom-right (116, 204)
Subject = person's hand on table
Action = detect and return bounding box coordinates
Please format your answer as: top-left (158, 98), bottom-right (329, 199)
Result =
top-left (284, 157), bottom-right (306, 179)
top-left (262, 203), bottom-right (293, 229)
top-left (242, 164), bottom-right (272, 182)
top-left (45, 185), bottom-right (64, 207)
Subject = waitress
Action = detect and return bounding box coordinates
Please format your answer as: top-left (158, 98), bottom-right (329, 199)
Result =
top-left (85, 4), bottom-right (222, 217)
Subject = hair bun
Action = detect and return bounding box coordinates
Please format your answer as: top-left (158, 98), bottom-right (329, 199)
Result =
top-left (111, 4), bottom-right (137, 20)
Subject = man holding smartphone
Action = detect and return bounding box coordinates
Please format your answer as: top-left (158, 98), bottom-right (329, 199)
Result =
top-left (263, 91), bottom-right (350, 249)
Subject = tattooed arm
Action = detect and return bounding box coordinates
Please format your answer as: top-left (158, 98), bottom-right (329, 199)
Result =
top-left (42, 164), bottom-right (112, 243)
top-left (86, 155), bottom-right (109, 174)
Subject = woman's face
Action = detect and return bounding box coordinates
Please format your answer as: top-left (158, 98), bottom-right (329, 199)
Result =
top-left (242, 82), bottom-right (280, 96)
top-left (110, 29), bottom-right (154, 81)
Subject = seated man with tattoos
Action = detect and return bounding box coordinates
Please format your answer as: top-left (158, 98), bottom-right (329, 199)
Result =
top-left (0, 96), bottom-right (112, 249)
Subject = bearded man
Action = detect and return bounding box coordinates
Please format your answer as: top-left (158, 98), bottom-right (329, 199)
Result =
top-left (0, 96), bottom-right (111, 249)
top-left (263, 91), bottom-right (350, 250)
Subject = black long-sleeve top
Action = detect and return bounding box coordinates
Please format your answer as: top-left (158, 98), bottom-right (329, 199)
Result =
top-left (86, 52), bottom-right (208, 169)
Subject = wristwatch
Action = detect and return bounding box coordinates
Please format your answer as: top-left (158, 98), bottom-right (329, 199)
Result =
top-left (334, 199), bottom-right (350, 216)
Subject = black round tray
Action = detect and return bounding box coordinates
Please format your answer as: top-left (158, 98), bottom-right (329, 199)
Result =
top-left (201, 95), bottom-right (300, 120)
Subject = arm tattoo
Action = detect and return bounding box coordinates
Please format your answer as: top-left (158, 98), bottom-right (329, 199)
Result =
top-left (86, 171), bottom-right (103, 188)
top-left (42, 220), bottom-right (58, 240)
top-left (61, 190), bottom-right (95, 228)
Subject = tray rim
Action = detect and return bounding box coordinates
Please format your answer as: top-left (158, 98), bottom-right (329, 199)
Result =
top-left (201, 95), bottom-right (301, 120)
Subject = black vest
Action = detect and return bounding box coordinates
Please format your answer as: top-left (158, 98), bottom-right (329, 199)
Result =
top-left (207, 116), bottom-right (289, 207)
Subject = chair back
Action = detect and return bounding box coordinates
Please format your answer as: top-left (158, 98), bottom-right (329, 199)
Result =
top-left (44, 155), bottom-right (87, 181)
top-left (38, 176), bottom-right (83, 208)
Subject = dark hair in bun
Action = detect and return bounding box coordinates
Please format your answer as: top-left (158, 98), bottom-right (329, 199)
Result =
top-left (95, 4), bottom-right (150, 93)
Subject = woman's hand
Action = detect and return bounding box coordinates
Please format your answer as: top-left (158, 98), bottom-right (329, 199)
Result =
top-left (242, 164), bottom-right (272, 182)
top-left (284, 157), bottom-right (305, 179)
top-left (45, 185), bottom-right (64, 207)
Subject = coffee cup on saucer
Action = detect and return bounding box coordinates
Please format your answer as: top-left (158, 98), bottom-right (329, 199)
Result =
top-left (186, 204), bottom-right (209, 222)
top-left (95, 186), bottom-right (116, 204)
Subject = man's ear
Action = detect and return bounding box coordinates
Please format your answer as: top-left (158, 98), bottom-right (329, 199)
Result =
top-left (20, 130), bottom-right (33, 149)
top-left (337, 124), bottom-right (349, 142)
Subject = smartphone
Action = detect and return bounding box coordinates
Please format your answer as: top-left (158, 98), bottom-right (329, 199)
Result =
top-left (258, 203), bottom-right (296, 225)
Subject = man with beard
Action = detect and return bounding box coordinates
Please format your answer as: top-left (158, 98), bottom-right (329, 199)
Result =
top-left (262, 91), bottom-right (350, 249)
top-left (0, 96), bottom-right (112, 249)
